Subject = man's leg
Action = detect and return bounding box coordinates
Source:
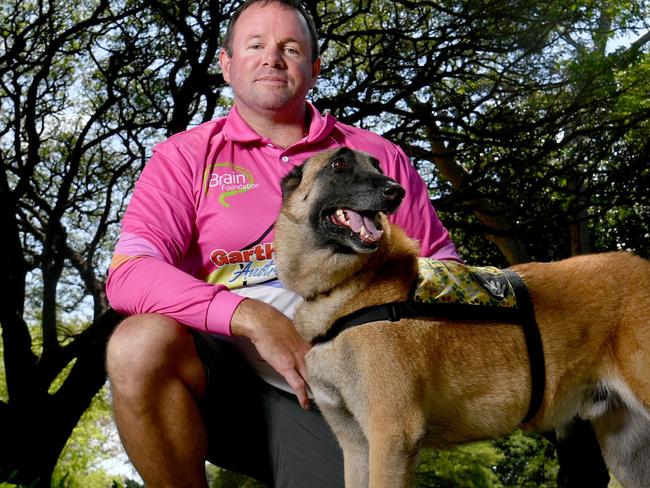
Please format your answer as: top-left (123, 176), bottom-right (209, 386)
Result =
top-left (194, 334), bottom-right (343, 487)
top-left (192, 332), bottom-right (274, 484)
top-left (555, 419), bottom-right (610, 488)
top-left (261, 388), bottom-right (344, 487)
top-left (106, 314), bottom-right (210, 487)
top-left (107, 314), bottom-right (342, 487)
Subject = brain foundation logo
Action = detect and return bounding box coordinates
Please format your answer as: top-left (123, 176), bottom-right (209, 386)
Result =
top-left (203, 162), bottom-right (260, 207)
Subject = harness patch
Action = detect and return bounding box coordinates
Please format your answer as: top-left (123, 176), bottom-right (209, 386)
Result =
top-left (413, 259), bottom-right (518, 309)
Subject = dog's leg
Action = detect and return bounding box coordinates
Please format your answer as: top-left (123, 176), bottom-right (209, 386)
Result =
top-left (339, 433), bottom-right (369, 488)
top-left (592, 403), bottom-right (650, 488)
top-left (309, 373), bottom-right (370, 488)
top-left (366, 409), bottom-right (424, 488)
top-left (367, 431), bottom-right (421, 488)
top-left (320, 404), bottom-right (369, 488)
top-left (341, 443), bottom-right (368, 488)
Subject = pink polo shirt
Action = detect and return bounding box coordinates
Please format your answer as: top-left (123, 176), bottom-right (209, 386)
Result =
top-left (106, 103), bottom-right (460, 336)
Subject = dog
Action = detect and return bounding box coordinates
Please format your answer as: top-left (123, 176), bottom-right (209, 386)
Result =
top-left (274, 147), bottom-right (650, 488)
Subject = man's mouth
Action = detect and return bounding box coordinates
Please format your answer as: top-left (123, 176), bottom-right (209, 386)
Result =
top-left (328, 208), bottom-right (383, 244)
top-left (256, 76), bottom-right (287, 84)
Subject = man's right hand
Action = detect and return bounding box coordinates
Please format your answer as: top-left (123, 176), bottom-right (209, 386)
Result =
top-left (230, 298), bottom-right (311, 409)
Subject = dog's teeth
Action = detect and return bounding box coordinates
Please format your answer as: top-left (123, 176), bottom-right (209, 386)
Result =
top-left (336, 209), bottom-right (349, 224)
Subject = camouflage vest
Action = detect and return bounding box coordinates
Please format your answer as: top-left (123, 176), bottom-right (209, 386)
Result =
top-left (412, 258), bottom-right (519, 309)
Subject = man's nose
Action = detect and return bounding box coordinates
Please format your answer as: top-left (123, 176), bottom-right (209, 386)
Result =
top-left (264, 46), bottom-right (286, 68)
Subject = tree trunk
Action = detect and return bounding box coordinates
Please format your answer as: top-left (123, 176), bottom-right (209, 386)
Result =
top-left (0, 309), bottom-right (122, 486)
top-left (1, 404), bottom-right (67, 487)
top-left (427, 132), bottom-right (530, 265)
top-left (568, 176), bottom-right (592, 256)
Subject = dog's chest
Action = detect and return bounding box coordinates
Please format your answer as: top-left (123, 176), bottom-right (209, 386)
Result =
top-left (295, 286), bottom-right (360, 342)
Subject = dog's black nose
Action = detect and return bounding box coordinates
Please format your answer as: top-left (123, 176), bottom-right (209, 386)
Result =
top-left (382, 180), bottom-right (405, 203)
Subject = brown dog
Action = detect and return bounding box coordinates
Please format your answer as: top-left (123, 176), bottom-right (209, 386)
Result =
top-left (274, 147), bottom-right (650, 488)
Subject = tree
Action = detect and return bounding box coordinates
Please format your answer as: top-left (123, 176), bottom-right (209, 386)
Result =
top-left (313, 0), bottom-right (650, 263)
top-left (0, 0), bottom-right (232, 484)
top-left (1, 0), bottom-right (649, 485)
top-left (51, 384), bottom-right (125, 488)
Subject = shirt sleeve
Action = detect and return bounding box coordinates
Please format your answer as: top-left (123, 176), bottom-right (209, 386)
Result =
top-left (386, 146), bottom-right (462, 262)
top-left (105, 141), bottom-right (245, 335)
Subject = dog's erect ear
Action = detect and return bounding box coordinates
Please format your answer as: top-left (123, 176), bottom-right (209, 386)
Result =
top-left (369, 156), bottom-right (383, 174)
top-left (281, 163), bottom-right (304, 199)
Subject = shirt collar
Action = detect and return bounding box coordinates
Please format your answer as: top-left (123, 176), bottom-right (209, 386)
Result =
top-left (222, 102), bottom-right (337, 146)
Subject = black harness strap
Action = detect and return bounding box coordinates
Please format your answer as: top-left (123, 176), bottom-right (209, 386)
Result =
top-left (312, 269), bottom-right (545, 424)
top-left (503, 270), bottom-right (545, 424)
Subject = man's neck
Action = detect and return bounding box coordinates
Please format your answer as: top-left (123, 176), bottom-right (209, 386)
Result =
top-left (236, 103), bottom-right (309, 149)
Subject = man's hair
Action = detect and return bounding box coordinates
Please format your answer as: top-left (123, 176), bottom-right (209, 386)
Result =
top-left (222, 0), bottom-right (319, 62)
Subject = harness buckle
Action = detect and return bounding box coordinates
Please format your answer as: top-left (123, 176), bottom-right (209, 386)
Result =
top-left (387, 303), bottom-right (401, 322)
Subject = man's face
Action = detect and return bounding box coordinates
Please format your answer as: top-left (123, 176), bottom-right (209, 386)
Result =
top-left (219, 3), bottom-right (320, 117)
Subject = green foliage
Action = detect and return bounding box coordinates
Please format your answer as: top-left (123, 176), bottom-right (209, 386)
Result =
top-left (415, 431), bottom-right (557, 487)
top-left (207, 465), bottom-right (268, 488)
top-left (51, 384), bottom-right (123, 488)
top-left (1, 332), bottom-right (131, 487)
top-left (202, 431), bottom-right (557, 488)
top-left (416, 443), bottom-right (504, 488)
top-left (492, 431), bottom-right (558, 487)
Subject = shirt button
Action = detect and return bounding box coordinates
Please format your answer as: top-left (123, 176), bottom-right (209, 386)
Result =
top-left (281, 156), bottom-right (290, 163)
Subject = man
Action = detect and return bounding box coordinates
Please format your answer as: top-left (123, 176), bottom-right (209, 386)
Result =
top-left (106, 1), bottom-right (459, 486)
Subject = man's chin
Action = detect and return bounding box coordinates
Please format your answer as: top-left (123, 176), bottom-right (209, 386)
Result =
top-left (247, 90), bottom-right (311, 113)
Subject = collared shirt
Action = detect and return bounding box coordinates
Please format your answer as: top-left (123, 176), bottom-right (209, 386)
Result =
top-left (106, 102), bottom-right (460, 336)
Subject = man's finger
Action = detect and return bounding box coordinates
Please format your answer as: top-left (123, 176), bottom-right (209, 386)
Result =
top-left (283, 368), bottom-right (310, 409)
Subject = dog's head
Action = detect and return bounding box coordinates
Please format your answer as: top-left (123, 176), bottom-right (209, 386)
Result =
top-left (280, 147), bottom-right (405, 254)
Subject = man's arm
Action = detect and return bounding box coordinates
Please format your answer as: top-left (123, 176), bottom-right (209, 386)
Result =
top-left (106, 141), bottom-right (248, 335)
top-left (107, 141), bottom-right (311, 404)
top-left (106, 255), bottom-right (245, 335)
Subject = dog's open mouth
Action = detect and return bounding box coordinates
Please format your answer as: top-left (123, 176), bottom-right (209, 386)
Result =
top-left (328, 208), bottom-right (384, 244)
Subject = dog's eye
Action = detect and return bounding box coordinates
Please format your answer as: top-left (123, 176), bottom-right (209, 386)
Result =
top-left (331, 159), bottom-right (349, 171)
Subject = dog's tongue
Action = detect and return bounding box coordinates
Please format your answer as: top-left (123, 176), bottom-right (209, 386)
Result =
top-left (346, 209), bottom-right (383, 242)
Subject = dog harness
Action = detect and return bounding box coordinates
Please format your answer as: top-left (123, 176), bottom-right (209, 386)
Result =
top-left (313, 259), bottom-right (545, 424)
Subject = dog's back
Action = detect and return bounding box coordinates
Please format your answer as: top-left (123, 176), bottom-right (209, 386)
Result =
top-left (512, 252), bottom-right (650, 409)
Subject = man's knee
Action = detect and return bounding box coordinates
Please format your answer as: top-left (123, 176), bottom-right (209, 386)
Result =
top-left (106, 314), bottom-right (204, 398)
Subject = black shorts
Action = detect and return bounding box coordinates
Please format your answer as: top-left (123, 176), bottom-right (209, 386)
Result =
top-left (191, 331), bottom-right (344, 487)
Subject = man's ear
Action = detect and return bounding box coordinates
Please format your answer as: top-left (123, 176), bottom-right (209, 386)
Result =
top-left (281, 164), bottom-right (304, 199)
top-left (310, 57), bottom-right (321, 88)
top-left (219, 48), bottom-right (231, 83)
